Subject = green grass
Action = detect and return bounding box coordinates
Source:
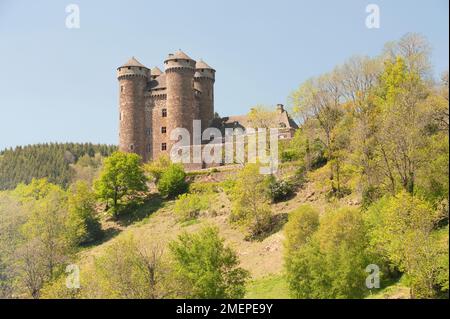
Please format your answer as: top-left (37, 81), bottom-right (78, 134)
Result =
top-left (245, 274), bottom-right (291, 299)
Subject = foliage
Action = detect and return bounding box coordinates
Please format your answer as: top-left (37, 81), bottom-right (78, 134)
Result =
top-left (92, 235), bottom-right (165, 298)
top-left (0, 143), bottom-right (116, 190)
top-left (66, 181), bottom-right (102, 245)
top-left (157, 163), bottom-right (188, 199)
top-left (94, 151), bottom-right (148, 217)
top-left (284, 205), bottom-right (319, 254)
top-left (269, 177), bottom-right (294, 202)
top-left (365, 191), bottom-right (448, 298)
top-left (174, 193), bottom-right (210, 222)
top-left (169, 226), bottom-right (249, 298)
top-left (144, 155), bottom-right (171, 183)
top-left (230, 163), bottom-right (273, 239)
top-left (285, 207), bottom-right (372, 299)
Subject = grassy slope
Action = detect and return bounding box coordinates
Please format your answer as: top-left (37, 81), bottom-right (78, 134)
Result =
top-left (78, 164), bottom-right (409, 299)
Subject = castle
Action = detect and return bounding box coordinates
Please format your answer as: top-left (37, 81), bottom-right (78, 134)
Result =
top-left (117, 50), bottom-right (298, 167)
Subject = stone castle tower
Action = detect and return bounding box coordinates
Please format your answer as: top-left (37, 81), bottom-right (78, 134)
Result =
top-left (117, 50), bottom-right (215, 162)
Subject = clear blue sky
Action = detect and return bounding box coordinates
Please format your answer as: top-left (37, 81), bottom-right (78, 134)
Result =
top-left (0, 0), bottom-right (448, 150)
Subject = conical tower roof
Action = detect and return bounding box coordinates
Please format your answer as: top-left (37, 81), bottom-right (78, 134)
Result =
top-left (151, 66), bottom-right (163, 76)
top-left (165, 50), bottom-right (194, 62)
top-left (119, 56), bottom-right (147, 68)
top-left (196, 59), bottom-right (214, 70)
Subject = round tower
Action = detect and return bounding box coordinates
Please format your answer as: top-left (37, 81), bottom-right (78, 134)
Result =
top-left (194, 59), bottom-right (215, 130)
top-left (117, 57), bottom-right (149, 161)
top-left (164, 50), bottom-right (196, 147)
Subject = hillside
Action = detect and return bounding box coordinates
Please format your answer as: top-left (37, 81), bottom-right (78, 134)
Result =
top-left (75, 164), bottom-right (405, 299)
top-left (0, 143), bottom-right (117, 190)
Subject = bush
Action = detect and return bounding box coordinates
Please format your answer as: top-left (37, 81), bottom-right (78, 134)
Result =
top-left (285, 207), bottom-right (372, 299)
top-left (269, 178), bottom-right (294, 202)
top-left (157, 164), bottom-right (188, 199)
top-left (284, 205), bottom-right (319, 254)
top-left (365, 191), bottom-right (448, 298)
top-left (169, 226), bottom-right (249, 298)
top-left (230, 163), bottom-right (273, 239)
top-left (66, 181), bottom-right (102, 245)
top-left (188, 182), bottom-right (219, 194)
top-left (174, 193), bottom-right (210, 222)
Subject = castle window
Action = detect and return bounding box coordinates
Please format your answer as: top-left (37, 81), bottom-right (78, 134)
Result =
top-left (130, 144), bottom-right (134, 151)
top-left (162, 109), bottom-right (167, 117)
top-left (161, 126), bottom-right (167, 134)
top-left (161, 143), bottom-right (167, 151)
top-left (147, 144), bottom-right (151, 152)
top-left (146, 128), bottom-right (151, 136)
top-left (121, 85), bottom-right (124, 92)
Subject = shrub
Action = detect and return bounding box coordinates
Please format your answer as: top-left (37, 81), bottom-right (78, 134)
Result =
top-left (365, 191), bottom-right (447, 298)
top-left (188, 182), bottom-right (219, 194)
top-left (284, 205), bottom-right (319, 254)
top-left (269, 178), bottom-right (294, 202)
top-left (157, 164), bottom-right (188, 199)
top-left (230, 163), bottom-right (273, 239)
top-left (174, 193), bottom-right (210, 222)
top-left (66, 181), bottom-right (102, 245)
top-left (285, 207), bottom-right (372, 299)
top-left (169, 226), bottom-right (249, 298)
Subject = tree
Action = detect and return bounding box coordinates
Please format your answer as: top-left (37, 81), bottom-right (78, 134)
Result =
top-left (247, 105), bottom-right (277, 128)
top-left (157, 163), bottom-right (188, 199)
top-left (365, 191), bottom-right (447, 298)
top-left (373, 57), bottom-right (429, 194)
top-left (94, 151), bottom-right (148, 216)
top-left (285, 207), bottom-right (372, 299)
top-left (169, 226), bottom-right (249, 299)
top-left (144, 154), bottom-right (171, 183)
top-left (230, 163), bottom-right (273, 238)
top-left (66, 181), bottom-right (102, 245)
top-left (283, 205), bottom-right (319, 254)
top-left (92, 235), bottom-right (166, 299)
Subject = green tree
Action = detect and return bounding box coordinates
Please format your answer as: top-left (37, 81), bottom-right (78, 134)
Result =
top-left (92, 235), bottom-right (165, 299)
top-left (169, 226), bottom-right (249, 299)
top-left (365, 191), bottom-right (447, 298)
top-left (66, 181), bottom-right (102, 245)
top-left (285, 207), bottom-right (372, 299)
top-left (284, 205), bottom-right (319, 254)
top-left (94, 151), bottom-right (148, 216)
top-left (157, 163), bottom-right (188, 199)
top-left (230, 163), bottom-right (273, 238)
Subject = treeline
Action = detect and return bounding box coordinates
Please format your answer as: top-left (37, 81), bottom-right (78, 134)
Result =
top-left (0, 143), bottom-right (117, 190)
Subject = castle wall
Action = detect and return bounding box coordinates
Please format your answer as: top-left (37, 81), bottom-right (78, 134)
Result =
top-left (147, 94), bottom-right (168, 160)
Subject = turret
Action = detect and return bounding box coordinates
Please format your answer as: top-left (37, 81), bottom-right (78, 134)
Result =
top-left (164, 50), bottom-right (196, 149)
top-left (194, 59), bottom-right (215, 130)
top-left (117, 57), bottom-right (149, 161)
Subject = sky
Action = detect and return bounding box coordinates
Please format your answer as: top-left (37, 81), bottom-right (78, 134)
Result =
top-left (0, 0), bottom-right (448, 150)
